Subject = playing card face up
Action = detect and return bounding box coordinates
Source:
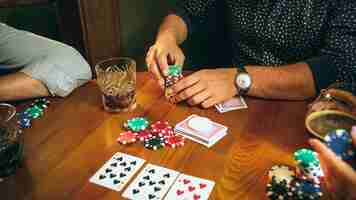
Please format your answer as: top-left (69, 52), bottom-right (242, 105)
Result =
top-left (164, 173), bottom-right (215, 200)
top-left (215, 96), bottom-right (247, 113)
top-left (122, 164), bottom-right (180, 200)
top-left (175, 115), bottom-right (228, 147)
top-left (89, 152), bottom-right (145, 192)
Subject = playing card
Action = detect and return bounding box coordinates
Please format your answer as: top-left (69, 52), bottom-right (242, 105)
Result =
top-left (122, 164), bottom-right (180, 200)
top-left (164, 174), bottom-right (215, 200)
top-left (215, 96), bottom-right (247, 113)
top-left (175, 115), bottom-right (227, 142)
top-left (89, 152), bottom-right (145, 192)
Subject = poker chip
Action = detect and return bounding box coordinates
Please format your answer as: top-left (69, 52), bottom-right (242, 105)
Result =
top-left (24, 106), bottom-right (43, 119)
top-left (136, 129), bottom-right (153, 141)
top-left (117, 131), bottom-right (137, 144)
top-left (266, 179), bottom-right (293, 200)
top-left (325, 129), bottom-right (355, 161)
top-left (297, 165), bottom-right (324, 184)
top-left (164, 134), bottom-right (185, 148)
top-left (31, 98), bottom-right (50, 109)
top-left (165, 75), bottom-right (183, 88)
top-left (150, 121), bottom-right (174, 137)
top-left (17, 117), bottom-right (31, 129)
top-left (268, 165), bottom-right (296, 185)
top-left (144, 136), bottom-right (165, 150)
top-left (291, 179), bottom-right (322, 200)
top-left (164, 65), bottom-right (182, 77)
top-left (125, 117), bottom-right (149, 132)
top-left (294, 149), bottom-right (320, 169)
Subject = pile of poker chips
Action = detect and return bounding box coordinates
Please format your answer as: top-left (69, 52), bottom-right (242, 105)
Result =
top-left (118, 117), bottom-right (185, 150)
top-left (163, 65), bottom-right (183, 99)
top-left (266, 128), bottom-right (356, 199)
top-left (16, 98), bottom-right (50, 129)
top-left (266, 148), bottom-right (323, 200)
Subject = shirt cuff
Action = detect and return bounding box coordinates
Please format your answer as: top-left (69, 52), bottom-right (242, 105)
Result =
top-left (305, 55), bottom-right (338, 92)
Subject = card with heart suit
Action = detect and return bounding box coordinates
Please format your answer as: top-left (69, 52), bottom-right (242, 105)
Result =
top-left (215, 96), bottom-right (247, 113)
top-left (122, 164), bottom-right (180, 200)
top-left (89, 152), bottom-right (145, 192)
top-left (164, 173), bottom-right (215, 200)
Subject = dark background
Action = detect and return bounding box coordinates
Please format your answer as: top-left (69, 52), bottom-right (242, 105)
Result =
top-left (0, 0), bottom-right (231, 71)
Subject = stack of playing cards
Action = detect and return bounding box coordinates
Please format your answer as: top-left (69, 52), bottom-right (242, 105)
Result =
top-left (215, 96), bottom-right (247, 113)
top-left (90, 152), bottom-right (215, 200)
top-left (174, 114), bottom-right (228, 148)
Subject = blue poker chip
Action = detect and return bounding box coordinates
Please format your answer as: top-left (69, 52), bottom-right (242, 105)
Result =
top-left (291, 179), bottom-right (322, 200)
top-left (18, 118), bottom-right (31, 129)
top-left (325, 129), bottom-right (355, 161)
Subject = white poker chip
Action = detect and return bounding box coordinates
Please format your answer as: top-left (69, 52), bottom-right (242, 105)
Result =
top-left (268, 165), bottom-right (296, 185)
top-left (188, 116), bottom-right (214, 133)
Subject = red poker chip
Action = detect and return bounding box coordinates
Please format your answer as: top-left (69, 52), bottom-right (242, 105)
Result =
top-left (150, 121), bottom-right (173, 137)
top-left (117, 131), bottom-right (137, 144)
top-left (136, 129), bottom-right (153, 141)
top-left (164, 134), bottom-right (185, 148)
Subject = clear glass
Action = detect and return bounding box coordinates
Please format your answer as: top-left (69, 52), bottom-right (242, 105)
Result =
top-left (0, 103), bottom-right (23, 181)
top-left (95, 57), bottom-right (137, 112)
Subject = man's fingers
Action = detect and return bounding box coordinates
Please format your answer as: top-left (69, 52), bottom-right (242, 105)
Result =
top-left (157, 52), bottom-right (169, 73)
top-left (352, 127), bottom-right (356, 147)
top-left (170, 73), bottom-right (200, 95)
top-left (201, 97), bottom-right (216, 109)
top-left (309, 139), bottom-right (340, 168)
top-left (187, 90), bottom-right (211, 106)
top-left (175, 82), bottom-right (206, 103)
top-left (175, 54), bottom-right (185, 67)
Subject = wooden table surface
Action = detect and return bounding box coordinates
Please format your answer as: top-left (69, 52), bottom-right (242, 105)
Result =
top-left (1, 72), bottom-right (331, 200)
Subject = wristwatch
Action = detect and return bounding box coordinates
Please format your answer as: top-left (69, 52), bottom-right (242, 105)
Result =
top-left (235, 65), bottom-right (252, 96)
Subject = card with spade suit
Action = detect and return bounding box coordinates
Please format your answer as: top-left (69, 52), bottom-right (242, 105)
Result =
top-left (122, 164), bottom-right (180, 200)
top-left (164, 173), bottom-right (215, 200)
top-left (89, 152), bottom-right (145, 192)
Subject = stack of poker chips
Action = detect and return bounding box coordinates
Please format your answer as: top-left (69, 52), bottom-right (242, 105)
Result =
top-left (117, 117), bottom-right (185, 150)
top-left (17, 98), bottom-right (50, 129)
top-left (266, 148), bottom-right (323, 200)
top-left (163, 65), bottom-right (183, 100)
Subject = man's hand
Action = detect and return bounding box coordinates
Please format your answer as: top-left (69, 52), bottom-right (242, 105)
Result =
top-left (167, 68), bottom-right (238, 108)
top-left (309, 129), bottom-right (356, 200)
top-left (146, 34), bottom-right (185, 89)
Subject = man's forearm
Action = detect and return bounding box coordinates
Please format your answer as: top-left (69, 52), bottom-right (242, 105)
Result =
top-left (156, 14), bottom-right (188, 45)
top-left (0, 72), bottom-right (49, 101)
top-left (246, 62), bottom-right (317, 100)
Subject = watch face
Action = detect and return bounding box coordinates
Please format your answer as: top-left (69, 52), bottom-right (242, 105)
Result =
top-left (236, 73), bottom-right (251, 89)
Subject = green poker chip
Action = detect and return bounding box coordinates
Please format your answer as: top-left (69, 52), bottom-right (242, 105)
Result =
top-left (24, 106), bottom-right (43, 119)
top-left (294, 148), bottom-right (320, 169)
top-left (31, 98), bottom-right (50, 109)
top-left (165, 65), bottom-right (182, 77)
top-left (125, 117), bottom-right (149, 132)
top-left (144, 136), bottom-right (165, 150)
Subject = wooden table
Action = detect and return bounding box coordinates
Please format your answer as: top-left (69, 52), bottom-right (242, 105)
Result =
top-left (0, 72), bottom-right (331, 200)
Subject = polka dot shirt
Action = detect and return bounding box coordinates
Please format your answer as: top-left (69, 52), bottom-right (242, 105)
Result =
top-left (173, 0), bottom-right (356, 95)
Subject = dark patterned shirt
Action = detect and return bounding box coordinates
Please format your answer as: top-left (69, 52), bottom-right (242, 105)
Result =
top-left (173, 0), bottom-right (356, 94)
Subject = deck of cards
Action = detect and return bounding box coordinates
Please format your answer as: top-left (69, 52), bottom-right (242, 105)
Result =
top-left (90, 152), bottom-right (215, 200)
top-left (174, 114), bottom-right (228, 148)
top-left (215, 96), bottom-right (247, 113)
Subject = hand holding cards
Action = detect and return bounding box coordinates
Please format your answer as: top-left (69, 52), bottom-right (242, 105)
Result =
top-left (175, 114), bottom-right (228, 148)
